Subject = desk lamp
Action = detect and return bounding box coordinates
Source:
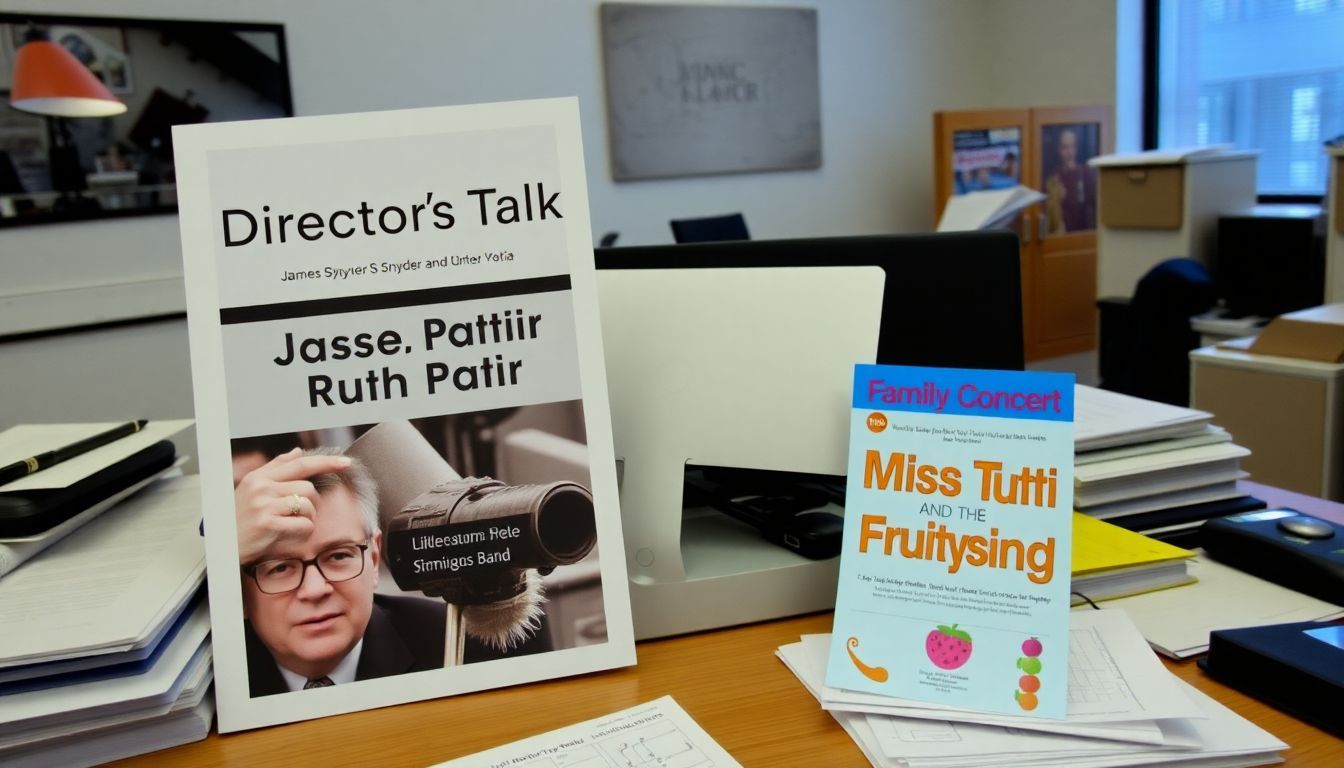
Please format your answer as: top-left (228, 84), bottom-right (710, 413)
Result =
top-left (8, 25), bottom-right (125, 209)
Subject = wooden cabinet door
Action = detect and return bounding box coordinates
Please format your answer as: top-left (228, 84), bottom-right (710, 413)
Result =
top-left (1023, 105), bottom-right (1113, 361)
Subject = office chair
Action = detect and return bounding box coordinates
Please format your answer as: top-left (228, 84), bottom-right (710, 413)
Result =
top-left (1098, 258), bottom-right (1217, 406)
top-left (669, 213), bottom-right (749, 243)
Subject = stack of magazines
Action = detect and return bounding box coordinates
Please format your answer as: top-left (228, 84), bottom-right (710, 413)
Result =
top-left (0, 423), bottom-right (209, 767)
top-left (778, 610), bottom-right (1286, 768)
top-left (1073, 387), bottom-right (1262, 543)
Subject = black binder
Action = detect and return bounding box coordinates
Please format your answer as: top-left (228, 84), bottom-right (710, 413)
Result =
top-left (0, 440), bottom-right (178, 537)
top-left (1200, 620), bottom-right (1344, 738)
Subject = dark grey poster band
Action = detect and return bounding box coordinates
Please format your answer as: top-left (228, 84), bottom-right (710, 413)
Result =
top-left (218, 274), bottom-right (572, 325)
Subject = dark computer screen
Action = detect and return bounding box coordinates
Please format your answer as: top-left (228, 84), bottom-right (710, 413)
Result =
top-left (595, 230), bottom-right (1025, 371)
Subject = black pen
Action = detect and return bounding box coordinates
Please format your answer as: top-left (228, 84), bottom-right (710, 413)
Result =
top-left (0, 420), bottom-right (149, 487)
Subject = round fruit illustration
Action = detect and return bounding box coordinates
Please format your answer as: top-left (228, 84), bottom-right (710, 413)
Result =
top-left (925, 624), bottom-right (973, 670)
top-left (1018, 674), bottom-right (1040, 693)
top-left (1021, 637), bottom-right (1043, 657)
top-left (1015, 690), bottom-right (1039, 711)
top-left (1016, 656), bottom-right (1042, 675)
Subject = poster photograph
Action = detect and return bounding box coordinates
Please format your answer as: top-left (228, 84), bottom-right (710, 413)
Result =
top-left (951, 127), bottom-right (1021, 195)
top-left (174, 98), bottom-right (633, 731)
top-left (1040, 122), bottom-right (1100, 234)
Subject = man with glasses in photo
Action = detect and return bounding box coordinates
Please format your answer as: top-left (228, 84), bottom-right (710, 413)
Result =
top-left (235, 447), bottom-right (447, 696)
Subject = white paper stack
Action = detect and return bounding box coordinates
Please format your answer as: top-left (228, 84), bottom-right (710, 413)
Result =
top-left (0, 475), bottom-right (212, 766)
top-left (1073, 387), bottom-right (1254, 533)
top-left (936, 186), bottom-right (1045, 232)
top-left (779, 610), bottom-right (1286, 767)
top-left (1093, 556), bottom-right (1344, 658)
top-left (0, 419), bottom-right (195, 577)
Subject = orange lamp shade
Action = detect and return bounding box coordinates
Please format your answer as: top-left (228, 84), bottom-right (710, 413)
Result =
top-left (9, 38), bottom-right (127, 118)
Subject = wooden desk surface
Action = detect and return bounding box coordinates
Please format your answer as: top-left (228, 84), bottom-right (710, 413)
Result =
top-left (112, 482), bottom-right (1344, 767)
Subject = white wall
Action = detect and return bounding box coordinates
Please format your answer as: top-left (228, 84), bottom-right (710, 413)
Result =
top-left (0, 0), bottom-right (1121, 428)
top-left (1, 0), bottom-right (997, 302)
top-left (978, 0), bottom-right (1117, 109)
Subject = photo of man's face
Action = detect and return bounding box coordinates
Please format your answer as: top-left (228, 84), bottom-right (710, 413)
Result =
top-left (1058, 128), bottom-right (1078, 166)
top-left (242, 485), bottom-right (380, 681)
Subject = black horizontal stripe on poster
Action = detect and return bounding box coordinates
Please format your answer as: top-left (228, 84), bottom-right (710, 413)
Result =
top-left (218, 275), bottom-right (572, 325)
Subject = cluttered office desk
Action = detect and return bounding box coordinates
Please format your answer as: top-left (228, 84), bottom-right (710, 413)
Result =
top-left (101, 479), bottom-right (1343, 768)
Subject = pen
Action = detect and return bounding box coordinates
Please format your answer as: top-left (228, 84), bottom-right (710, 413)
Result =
top-left (0, 420), bottom-right (148, 487)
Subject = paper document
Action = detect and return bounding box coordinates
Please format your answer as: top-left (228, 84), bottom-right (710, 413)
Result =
top-left (1076, 469), bottom-right (1248, 509)
top-left (0, 601), bottom-right (209, 733)
top-left (0, 475), bottom-right (205, 667)
top-left (2, 694), bottom-right (214, 768)
top-left (1092, 552), bottom-right (1344, 657)
top-left (822, 679), bottom-right (1280, 768)
top-left (1074, 387), bottom-right (1210, 452)
top-left (0, 638), bottom-right (211, 751)
top-left (1074, 443), bottom-right (1249, 484)
top-left (777, 639), bottom-right (1169, 746)
top-left (1072, 426), bottom-right (1230, 466)
top-left (0, 420), bottom-right (192, 491)
top-left (431, 696), bottom-right (740, 767)
top-left (1088, 145), bottom-right (1237, 167)
top-left (937, 186), bottom-right (1044, 231)
top-left (865, 708), bottom-right (1199, 763)
top-left (1082, 482), bottom-right (1246, 521)
top-left (0, 461), bottom-right (186, 577)
top-left (820, 610), bottom-right (1202, 726)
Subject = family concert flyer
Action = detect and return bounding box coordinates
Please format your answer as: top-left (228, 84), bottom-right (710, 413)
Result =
top-left (174, 99), bottom-right (633, 732)
top-left (826, 364), bottom-right (1074, 719)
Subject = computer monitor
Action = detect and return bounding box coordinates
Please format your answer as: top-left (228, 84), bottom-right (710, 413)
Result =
top-left (594, 232), bottom-right (1023, 639)
top-left (597, 230), bottom-right (1025, 371)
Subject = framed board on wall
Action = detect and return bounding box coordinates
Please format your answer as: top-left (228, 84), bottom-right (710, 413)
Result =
top-left (599, 3), bottom-right (821, 181)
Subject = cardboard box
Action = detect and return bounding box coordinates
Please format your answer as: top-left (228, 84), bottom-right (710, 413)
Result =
top-left (1246, 304), bottom-right (1344, 362)
top-left (1099, 165), bottom-right (1184, 229)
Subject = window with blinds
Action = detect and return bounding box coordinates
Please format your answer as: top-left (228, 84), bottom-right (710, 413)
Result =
top-left (1156, 0), bottom-right (1344, 196)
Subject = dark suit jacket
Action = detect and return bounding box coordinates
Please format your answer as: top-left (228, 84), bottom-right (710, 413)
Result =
top-left (245, 593), bottom-right (552, 697)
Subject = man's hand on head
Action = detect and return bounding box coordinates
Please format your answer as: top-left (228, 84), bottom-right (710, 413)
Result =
top-left (235, 448), bottom-right (352, 565)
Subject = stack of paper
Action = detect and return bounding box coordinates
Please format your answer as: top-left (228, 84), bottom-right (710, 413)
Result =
top-left (1073, 387), bottom-right (1257, 537)
top-left (936, 185), bottom-right (1045, 232)
top-left (1074, 387), bottom-right (1214, 452)
top-left (0, 475), bottom-right (211, 767)
top-left (779, 610), bottom-right (1286, 767)
top-left (1070, 514), bottom-right (1195, 604)
top-left (0, 420), bottom-right (194, 576)
top-left (1093, 555), bottom-right (1344, 658)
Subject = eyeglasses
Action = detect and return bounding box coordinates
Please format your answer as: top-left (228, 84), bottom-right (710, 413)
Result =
top-left (243, 542), bottom-right (370, 595)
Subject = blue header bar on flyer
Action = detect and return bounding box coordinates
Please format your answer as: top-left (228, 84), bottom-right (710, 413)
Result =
top-left (852, 364), bottom-right (1074, 422)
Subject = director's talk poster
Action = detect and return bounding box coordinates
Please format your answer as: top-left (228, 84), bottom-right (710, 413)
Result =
top-left (175, 98), bottom-right (634, 732)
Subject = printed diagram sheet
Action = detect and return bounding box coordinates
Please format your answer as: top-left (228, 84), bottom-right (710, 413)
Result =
top-left (1067, 626), bottom-right (1134, 708)
top-left (515, 724), bottom-right (710, 768)
top-left (432, 696), bottom-right (740, 768)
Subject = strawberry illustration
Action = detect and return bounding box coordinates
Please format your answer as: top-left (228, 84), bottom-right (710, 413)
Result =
top-left (925, 624), bottom-right (973, 670)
